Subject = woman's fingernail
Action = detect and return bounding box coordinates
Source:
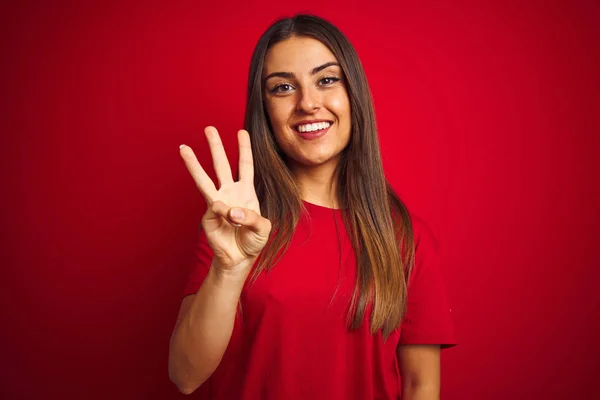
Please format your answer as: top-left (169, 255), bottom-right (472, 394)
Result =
top-left (179, 144), bottom-right (185, 149)
top-left (231, 208), bottom-right (244, 221)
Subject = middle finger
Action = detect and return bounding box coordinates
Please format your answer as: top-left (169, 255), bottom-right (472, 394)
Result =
top-left (205, 126), bottom-right (234, 187)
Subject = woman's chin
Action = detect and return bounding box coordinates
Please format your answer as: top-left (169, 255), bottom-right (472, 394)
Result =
top-left (290, 153), bottom-right (340, 169)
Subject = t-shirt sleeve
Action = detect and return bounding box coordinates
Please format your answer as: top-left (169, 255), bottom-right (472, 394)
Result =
top-left (399, 216), bottom-right (457, 348)
top-left (182, 227), bottom-right (214, 298)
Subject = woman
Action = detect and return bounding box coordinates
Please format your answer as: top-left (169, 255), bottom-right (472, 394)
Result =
top-left (169, 14), bottom-right (456, 399)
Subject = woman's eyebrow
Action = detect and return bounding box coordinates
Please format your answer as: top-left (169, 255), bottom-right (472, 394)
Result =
top-left (264, 61), bottom-right (341, 83)
top-left (310, 61), bottom-right (340, 75)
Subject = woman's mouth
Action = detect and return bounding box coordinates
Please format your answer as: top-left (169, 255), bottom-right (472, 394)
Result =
top-left (293, 121), bottom-right (332, 140)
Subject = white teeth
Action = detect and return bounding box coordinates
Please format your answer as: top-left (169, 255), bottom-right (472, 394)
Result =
top-left (297, 122), bottom-right (331, 133)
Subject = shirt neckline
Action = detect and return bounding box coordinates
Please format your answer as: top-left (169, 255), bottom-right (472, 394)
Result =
top-left (301, 199), bottom-right (344, 218)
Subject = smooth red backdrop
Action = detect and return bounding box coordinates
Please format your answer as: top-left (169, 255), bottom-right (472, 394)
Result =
top-left (2, 1), bottom-right (599, 399)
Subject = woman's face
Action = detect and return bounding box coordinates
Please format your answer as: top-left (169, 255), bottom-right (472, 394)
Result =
top-left (263, 36), bottom-right (351, 172)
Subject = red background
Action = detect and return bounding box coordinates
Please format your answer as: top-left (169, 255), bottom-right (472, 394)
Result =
top-left (2, 1), bottom-right (599, 399)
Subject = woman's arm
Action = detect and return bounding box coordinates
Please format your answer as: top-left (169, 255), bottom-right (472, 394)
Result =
top-left (168, 261), bottom-right (250, 394)
top-left (397, 344), bottom-right (441, 400)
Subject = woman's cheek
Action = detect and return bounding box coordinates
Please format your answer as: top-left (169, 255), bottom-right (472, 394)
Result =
top-left (328, 92), bottom-right (350, 117)
top-left (269, 102), bottom-right (290, 129)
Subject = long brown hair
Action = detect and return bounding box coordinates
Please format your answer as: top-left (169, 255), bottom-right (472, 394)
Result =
top-left (243, 14), bottom-right (414, 338)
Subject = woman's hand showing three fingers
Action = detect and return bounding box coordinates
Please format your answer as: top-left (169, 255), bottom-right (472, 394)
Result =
top-left (179, 126), bottom-right (271, 275)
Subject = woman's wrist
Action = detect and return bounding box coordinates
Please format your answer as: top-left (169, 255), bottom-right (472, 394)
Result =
top-left (209, 258), bottom-right (254, 287)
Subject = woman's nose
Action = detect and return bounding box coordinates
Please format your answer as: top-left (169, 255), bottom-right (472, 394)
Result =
top-left (296, 86), bottom-right (321, 114)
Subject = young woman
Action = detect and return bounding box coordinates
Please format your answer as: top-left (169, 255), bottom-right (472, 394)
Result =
top-left (169, 14), bottom-right (456, 399)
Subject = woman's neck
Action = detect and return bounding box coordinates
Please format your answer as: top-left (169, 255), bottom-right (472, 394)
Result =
top-left (289, 161), bottom-right (340, 209)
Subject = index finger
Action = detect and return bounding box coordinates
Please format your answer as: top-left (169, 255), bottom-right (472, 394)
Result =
top-left (205, 126), bottom-right (234, 187)
top-left (237, 129), bottom-right (254, 182)
top-left (179, 144), bottom-right (217, 202)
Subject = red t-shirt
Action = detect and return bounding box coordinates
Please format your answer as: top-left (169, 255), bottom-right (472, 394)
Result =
top-left (182, 200), bottom-right (456, 399)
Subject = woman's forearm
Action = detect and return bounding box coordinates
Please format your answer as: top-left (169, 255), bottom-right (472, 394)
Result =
top-left (398, 344), bottom-right (441, 400)
top-left (168, 261), bottom-right (249, 394)
top-left (402, 383), bottom-right (440, 400)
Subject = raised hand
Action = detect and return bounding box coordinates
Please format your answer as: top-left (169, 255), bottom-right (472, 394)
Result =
top-left (179, 126), bottom-right (271, 273)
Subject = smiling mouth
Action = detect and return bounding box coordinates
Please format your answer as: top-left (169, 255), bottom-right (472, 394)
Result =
top-left (292, 121), bottom-right (333, 133)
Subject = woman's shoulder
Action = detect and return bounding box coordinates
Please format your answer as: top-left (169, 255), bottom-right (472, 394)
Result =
top-left (389, 203), bottom-right (438, 253)
top-left (408, 213), bottom-right (439, 252)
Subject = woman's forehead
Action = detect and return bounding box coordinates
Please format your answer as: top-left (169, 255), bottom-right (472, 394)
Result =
top-left (263, 37), bottom-right (339, 75)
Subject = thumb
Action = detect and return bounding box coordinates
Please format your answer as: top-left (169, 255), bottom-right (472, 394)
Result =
top-left (228, 207), bottom-right (272, 239)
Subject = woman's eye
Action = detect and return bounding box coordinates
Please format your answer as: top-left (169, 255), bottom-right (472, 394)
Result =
top-left (320, 77), bottom-right (340, 86)
top-left (271, 83), bottom-right (293, 93)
